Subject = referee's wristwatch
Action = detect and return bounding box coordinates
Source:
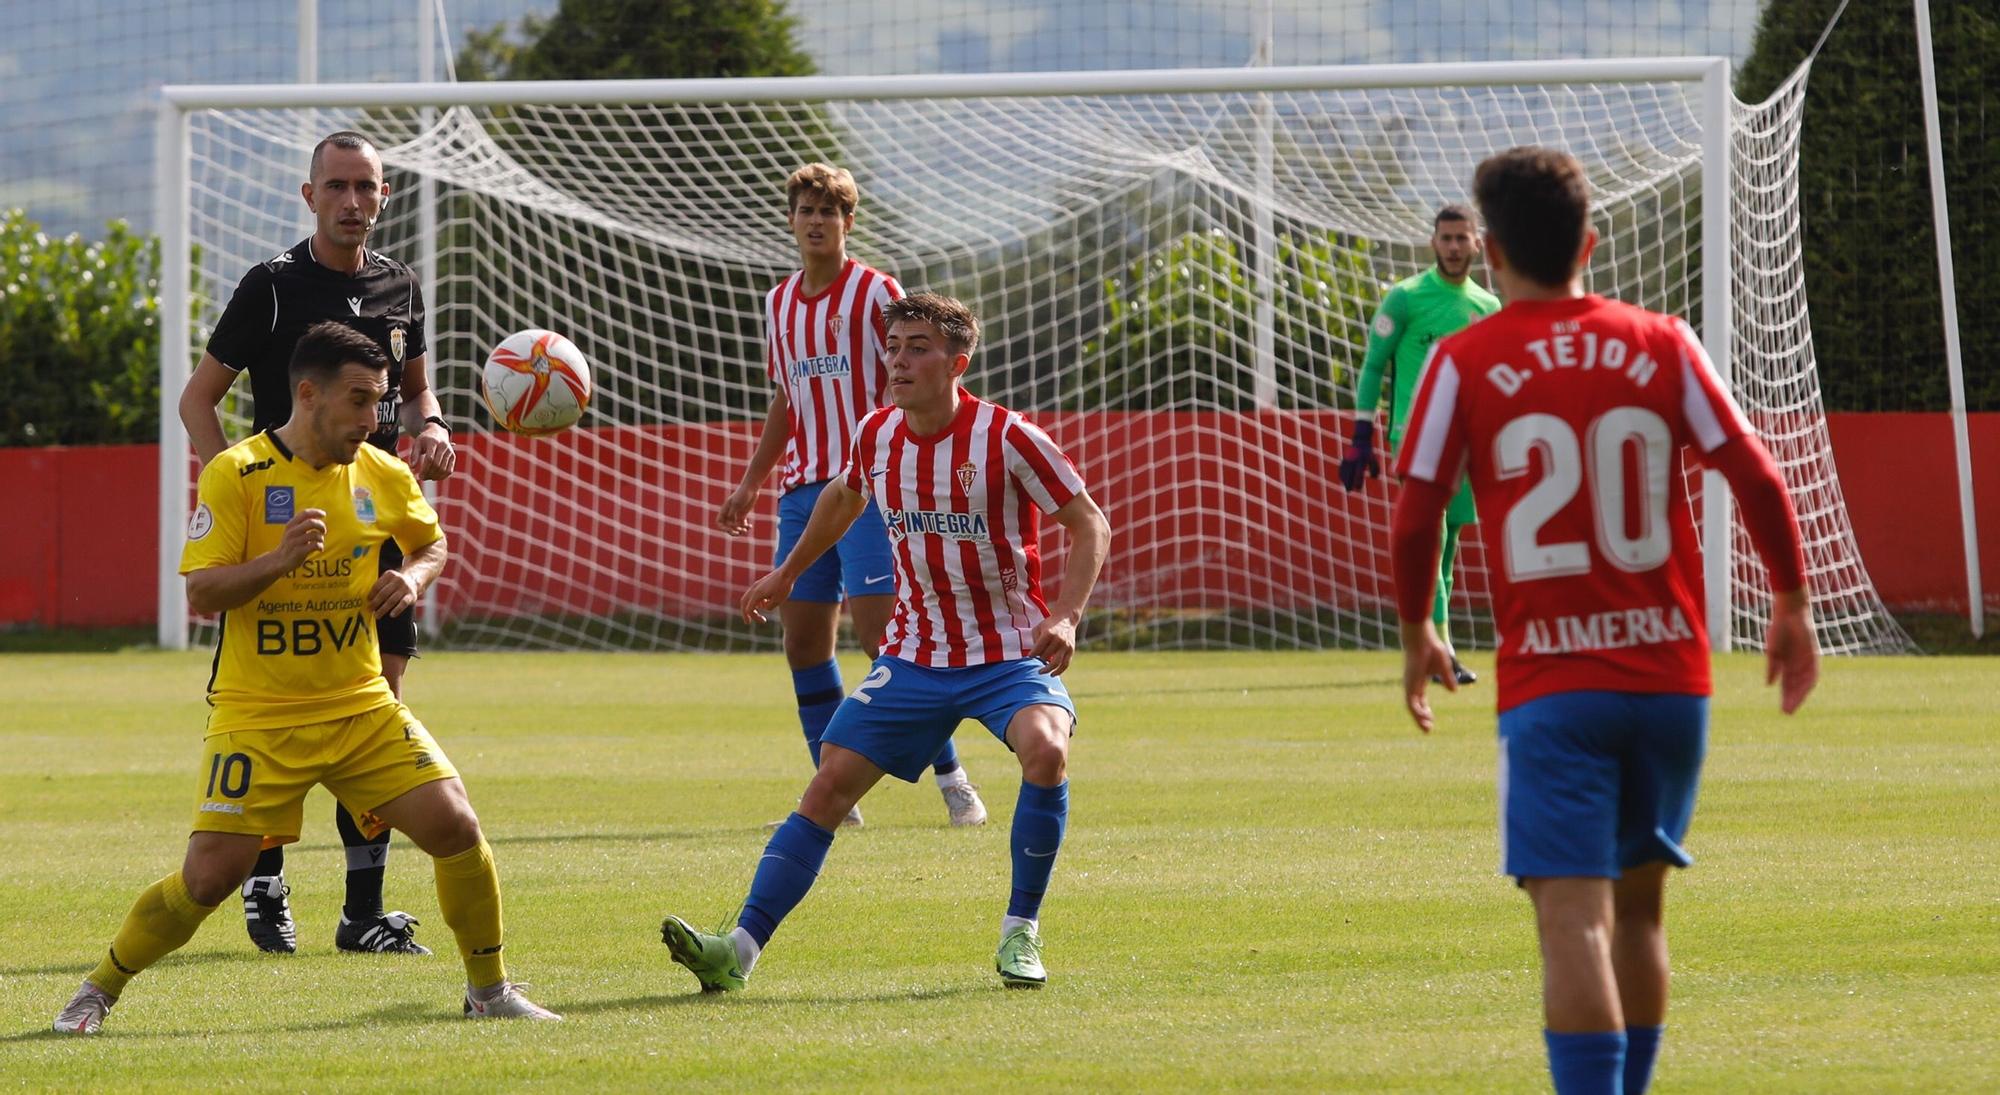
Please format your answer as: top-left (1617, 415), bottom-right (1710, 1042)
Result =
top-left (421, 415), bottom-right (451, 435)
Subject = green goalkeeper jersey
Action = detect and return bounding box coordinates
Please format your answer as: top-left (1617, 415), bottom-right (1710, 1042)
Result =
top-left (1356, 265), bottom-right (1501, 447)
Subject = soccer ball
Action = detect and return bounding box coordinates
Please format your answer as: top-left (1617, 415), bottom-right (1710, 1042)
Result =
top-left (481, 329), bottom-right (592, 436)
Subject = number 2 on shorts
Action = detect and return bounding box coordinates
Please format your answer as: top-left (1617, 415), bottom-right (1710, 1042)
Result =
top-left (851, 663), bottom-right (893, 705)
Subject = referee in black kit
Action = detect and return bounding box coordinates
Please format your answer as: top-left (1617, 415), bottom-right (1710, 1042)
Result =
top-left (178, 130), bottom-right (455, 959)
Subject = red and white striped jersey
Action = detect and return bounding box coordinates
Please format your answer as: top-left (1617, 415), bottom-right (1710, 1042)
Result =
top-left (841, 394), bottom-right (1087, 667)
top-left (1396, 295), bottom-right (1755, 711)
top-left (766, 258), bottom-right (904, 490)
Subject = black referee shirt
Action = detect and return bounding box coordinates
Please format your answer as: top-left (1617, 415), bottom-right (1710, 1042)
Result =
top-left (205, 238), bottom-right (427, 452)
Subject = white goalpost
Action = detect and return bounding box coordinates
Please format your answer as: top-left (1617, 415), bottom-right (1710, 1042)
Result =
top-left (154, 59), bottom-right (1914, 655)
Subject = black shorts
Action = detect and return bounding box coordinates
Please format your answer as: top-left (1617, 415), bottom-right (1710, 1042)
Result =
top-left (377, 538), bottom-right (418, 657)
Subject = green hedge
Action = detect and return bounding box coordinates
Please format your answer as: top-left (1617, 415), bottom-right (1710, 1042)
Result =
top-left (1740, 0), bottom-right (2000, 411)
top-left (0, 210), bottom-right (179, 446)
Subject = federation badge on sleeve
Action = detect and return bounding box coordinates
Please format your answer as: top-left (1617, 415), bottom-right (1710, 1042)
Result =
top-left (389, 326), bottom-right (406, 363)
top-left (186, 503), bottom-right (214, 541)
top-left (1373, 311), bottom-right (1395, 337)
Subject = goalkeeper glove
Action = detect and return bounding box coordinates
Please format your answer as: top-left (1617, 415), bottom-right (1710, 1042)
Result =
top-left (1338, 418), bottom-right (1380, 492)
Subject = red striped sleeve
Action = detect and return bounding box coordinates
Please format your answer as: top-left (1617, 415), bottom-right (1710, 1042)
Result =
top-left (1013, 466), bottom-right (1051, 620)
top-left (1392, 347), bottom-right (1465, 485)
top-left (844, 408), bottom-right (884, 494)
top-left (1705, 434), bottom-right (1807, 593)
top-left (763, 285), bottom-right (782, 386)
top-left (1665, 317), bottom-right (1753, 455)
top-left (1392, 478), bottom-right (1454, 621)
top-left (1003, 414), bottom-right (1083, 513)
top-left (871, 275), bottom-right (902, 347)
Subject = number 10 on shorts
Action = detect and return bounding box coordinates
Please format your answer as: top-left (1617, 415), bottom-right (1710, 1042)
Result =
top-left (206, 752), bottom-right (252, 799)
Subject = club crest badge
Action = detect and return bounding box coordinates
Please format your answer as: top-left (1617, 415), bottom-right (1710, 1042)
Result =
top-left (353, 486), bottom-right (377, 524)
top-left (956, 460), bottom-right (978, 495)
top-left (389, 326), bottom-right (406, 363)
top-left (828, 314), bottom-right (845, 341)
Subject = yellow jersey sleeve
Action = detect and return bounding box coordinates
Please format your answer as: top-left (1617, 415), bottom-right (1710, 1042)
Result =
top-left (380, 458), bottom-right (443, 554)
top-left (180, 452), bottom-right (251, 575)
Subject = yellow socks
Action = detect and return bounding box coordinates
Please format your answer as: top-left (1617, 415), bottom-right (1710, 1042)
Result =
top-left (88, 871), bottom-right (217, 997)
top-left (433, 838), bottom-right (506, 988)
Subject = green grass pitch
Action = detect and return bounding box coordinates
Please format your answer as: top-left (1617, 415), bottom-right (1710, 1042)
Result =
top-left (1, 650), bottom-right (1994, 1091)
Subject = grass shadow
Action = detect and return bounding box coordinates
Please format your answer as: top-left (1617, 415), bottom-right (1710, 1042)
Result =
top-left (0, 949), bottom-right (282, 979)
top-left (6, 981), bottom-right (998, 1040)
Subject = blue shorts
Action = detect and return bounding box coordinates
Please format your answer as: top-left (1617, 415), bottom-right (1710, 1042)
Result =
top-left (1497, 691), bottom-right (1708, 881)
top-left (821, 656), bottom-right (1077, 783)
top-left (777, 480), bottom-right (897, 604)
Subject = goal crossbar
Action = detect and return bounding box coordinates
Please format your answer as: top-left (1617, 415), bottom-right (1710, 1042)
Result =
top-left (159, 57), bottom-right (1728, 110)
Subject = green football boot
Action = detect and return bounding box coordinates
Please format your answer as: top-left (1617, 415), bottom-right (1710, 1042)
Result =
top-left (995, 923), bottom-right (1047, 988)
top-left (660, 913), bottom-right (748, 993)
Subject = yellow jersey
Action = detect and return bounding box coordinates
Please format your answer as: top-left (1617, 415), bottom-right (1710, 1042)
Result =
top-left (181, 429), bottom-right (441, 734)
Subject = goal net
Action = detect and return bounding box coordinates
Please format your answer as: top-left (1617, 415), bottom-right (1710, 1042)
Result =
top-left (157, 60), bottom-right (1913, 654)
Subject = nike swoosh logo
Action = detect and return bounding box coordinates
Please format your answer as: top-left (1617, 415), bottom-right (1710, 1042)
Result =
top-left (863, 574), bottom-right (892, 586)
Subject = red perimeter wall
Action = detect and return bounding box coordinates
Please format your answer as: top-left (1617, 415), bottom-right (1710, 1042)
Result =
top-left (3, 412), bottom-right (1994, 630)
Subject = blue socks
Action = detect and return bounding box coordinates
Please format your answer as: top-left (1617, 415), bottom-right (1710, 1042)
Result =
top-left (1539, 1025), bottom-right (1662, 1094)
top-left (791, 660), bottom-right (844, 767)
top-left (737, 813), bottom-right (835, 947)
top-left (1007, 780), bottom-right (1069, 919)
top-left (1544, 1030), bottom-right (1628, 1095)
top-left (933, 737), bottom-right (961, 776)
top-left (1623, 1025), bottom-right (1663, 1095)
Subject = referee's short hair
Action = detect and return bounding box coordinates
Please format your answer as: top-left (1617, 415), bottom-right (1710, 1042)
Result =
top-left (290, 321), bottom-right (388, 388)
top-left (310, 130), bottom-right (377, 179)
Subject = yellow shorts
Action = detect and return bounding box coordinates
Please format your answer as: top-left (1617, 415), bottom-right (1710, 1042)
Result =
top-left (190, 702), bottom-right (458, 844)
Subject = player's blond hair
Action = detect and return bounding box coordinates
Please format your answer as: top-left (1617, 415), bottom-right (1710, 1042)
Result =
top-left (884, 293), bottom-right (981, 357)
top-left (786, 163), bottom-right (859, 215)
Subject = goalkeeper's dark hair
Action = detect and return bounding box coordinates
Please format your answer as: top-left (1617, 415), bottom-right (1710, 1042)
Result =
top-left (310, 130), bottom-right (377, 180)
top-left (1473, 146), bottom-right (1591, 289)
top-left (290, 321), bottom-right (389, 387)
top-left (884, 293), bottom-right (981, 357)
top-left (1433, 202), bottom-right (1476, 229)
